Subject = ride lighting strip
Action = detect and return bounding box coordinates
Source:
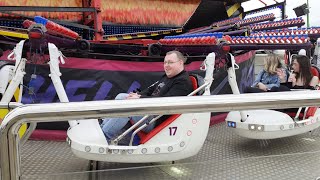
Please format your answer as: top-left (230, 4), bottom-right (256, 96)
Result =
top-left (228, 35), bottom-right (309, 44)
top-left (251, 18), bottom-right (305, 31)
top-left (237, 14), bottom-right (275, 27)
top-left (251, 28), bottom-right (320, 38)
top-left (103, 28), bottom-right (183, 41)
top-left (211, 14), bottom-right (275, 28)
top-left (67, 135), bottom-right (190, 155)
top-left (189, 14), bottom-right (274, 35)
top-left (227, 117), bottom-right (319, 131)
top-left (0, 29), bottom-right (28, 39)
top-left (211, 17), bottom-right (241, 27)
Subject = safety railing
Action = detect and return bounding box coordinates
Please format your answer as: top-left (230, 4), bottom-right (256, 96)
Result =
top-left (0, 102), bottom-right (36, 146)
top-left (2, 91), bottom-right (320, 180)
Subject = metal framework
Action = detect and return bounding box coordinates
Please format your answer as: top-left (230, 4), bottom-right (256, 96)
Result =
top-left (82, 0), bottom-right (103, 41)
top-left (0, 0), bottom-right (103, 41)
top-left (0, 6), bottom-right (96, 12)
top-left (244, 1), bottom-right (286, 19)
top-left (2, 91), bottom-right (320, 179)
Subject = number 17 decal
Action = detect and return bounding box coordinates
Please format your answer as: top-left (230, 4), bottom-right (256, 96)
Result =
top-left (169, 127), bottom-right (177, 136)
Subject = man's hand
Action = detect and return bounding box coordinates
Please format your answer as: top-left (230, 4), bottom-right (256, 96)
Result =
top-left (257, 82), bottom-right (268, 91)
top-left (126, 92), bottom-right (141, 99)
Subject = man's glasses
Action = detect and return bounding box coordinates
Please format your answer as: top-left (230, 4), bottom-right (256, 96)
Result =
top-left (164, 60), bottom-right (180, 65)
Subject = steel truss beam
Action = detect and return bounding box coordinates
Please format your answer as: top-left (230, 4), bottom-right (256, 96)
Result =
top-left (0, 6), bottom-right (96, 12)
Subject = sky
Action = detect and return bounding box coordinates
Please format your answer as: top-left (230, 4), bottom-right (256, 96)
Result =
top-left (242, 0), bottom-right (320, 27)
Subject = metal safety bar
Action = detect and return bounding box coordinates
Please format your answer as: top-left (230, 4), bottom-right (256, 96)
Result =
top-left (128, 81), bottom-right (211, 146)
top-left (113, 81), bottom-right (210, 145)
top-left (111, 115), bottom-right (149, 145)
top-left (0, 102), bottom-right (36, 145)
top-left (0, 102), bottom-right (22, 113)
top-left (2, 91), bottom-right (320, 180)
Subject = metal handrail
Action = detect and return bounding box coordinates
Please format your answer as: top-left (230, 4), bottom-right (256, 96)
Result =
top-left (127, 82), bottom-right (210, 146)
top-left (0, 102), bottom-right (36, 146)
top-left (2, 91), bottom-right (320, 180)
top-left (0, 102), bottom-right (22, 112)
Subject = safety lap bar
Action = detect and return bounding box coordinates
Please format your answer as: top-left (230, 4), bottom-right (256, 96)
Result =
top-left (113, 81), bottom-right (211, 145)
top-left (129, 82), bottom-right (211, 146)
top-left (2, 91), bottom-right (320, 180)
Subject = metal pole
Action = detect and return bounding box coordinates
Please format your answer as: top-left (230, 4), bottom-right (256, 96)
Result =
top-left (282, 0), bottom-right (286, 20)
top-left (307, 0), bottom-right (310, 28)
top-left (0, 102), bottom-right (23, 180)
top-left (258, 0), bottom-right (267, 6)
top-left (92, 0), bottom-right (104, 41)
top-left (2, 91), bottom-right (320, 179)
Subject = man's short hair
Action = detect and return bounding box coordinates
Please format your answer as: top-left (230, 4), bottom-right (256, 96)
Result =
top-left (166, 50), bottom-right (187, 63)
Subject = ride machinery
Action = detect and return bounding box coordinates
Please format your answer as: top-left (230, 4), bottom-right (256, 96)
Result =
top-left (1, 3), bottom-right (320, 162)
top-left (0, 31), bottom-right (216, 162)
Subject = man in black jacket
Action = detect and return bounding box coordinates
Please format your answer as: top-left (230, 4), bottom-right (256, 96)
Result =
top-left (101, 50), bottom-right (193, 141)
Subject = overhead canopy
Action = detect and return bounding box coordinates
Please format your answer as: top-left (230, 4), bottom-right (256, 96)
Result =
top-left (242, 0), bottom-right (285, 12)
top-left (183, 0), bottom-right (286, 31)
top-left (183, 0), bottom-right (247, 30)
top-left (206, 0), bottom-right (249, 2)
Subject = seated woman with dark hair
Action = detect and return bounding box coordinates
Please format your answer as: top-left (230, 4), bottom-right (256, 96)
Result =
top-left (282, 55), bottom-right (319, 90)
top-left (277, 55), bottom-right (319, 114)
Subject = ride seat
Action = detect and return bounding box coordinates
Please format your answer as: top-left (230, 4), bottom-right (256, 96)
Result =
top-left (132, 75), bottom-right (199, 144)
top-left (311, 65), bottom-right (320, 79)
top-left (305, 66), bottom-right (320, 117)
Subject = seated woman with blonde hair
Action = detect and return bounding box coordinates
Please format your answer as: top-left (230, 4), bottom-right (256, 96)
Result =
top-left (246, 54), bottom-right (283, 93)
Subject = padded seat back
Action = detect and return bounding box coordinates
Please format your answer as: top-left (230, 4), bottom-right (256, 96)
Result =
top-left (189, 74), bottom-right (205, 95)
top-left (306, 66), bottom-right (320, 117)
top-left (189, 76), bottom-right (198, 91)
top-left (311, 66), bottom-right (320, 78)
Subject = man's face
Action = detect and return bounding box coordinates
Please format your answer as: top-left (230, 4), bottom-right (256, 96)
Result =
top-left (163, 53), bottom-right (183, 78)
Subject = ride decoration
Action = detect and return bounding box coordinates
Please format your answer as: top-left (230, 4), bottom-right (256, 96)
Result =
top-left (155, 33), bottom-right (312, 55)
top-left (211, 14), bottom-right (275, 28)
top-left (250, 17), bottom-right (305, 31)
top-left (159, 33), bottom-right (310, 46)
top-left (237, 13), bottom-right (275, 27)
top-left (251, 27), bottom-right (320, 39)
top-left (159, 33), bottom-right (223, 45)
top-left (130, 10), bottom-right (311, 56)
top-left (227, 35), bottom-right (309, 44)
top-left (188, 14), bottom-right (275, 35)
top-left (23, 16), bottom-right (80, 40)
top-left (21, 17), bottom-right (90, 51)
top-left (211, 17), bottom-right (241, 27)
